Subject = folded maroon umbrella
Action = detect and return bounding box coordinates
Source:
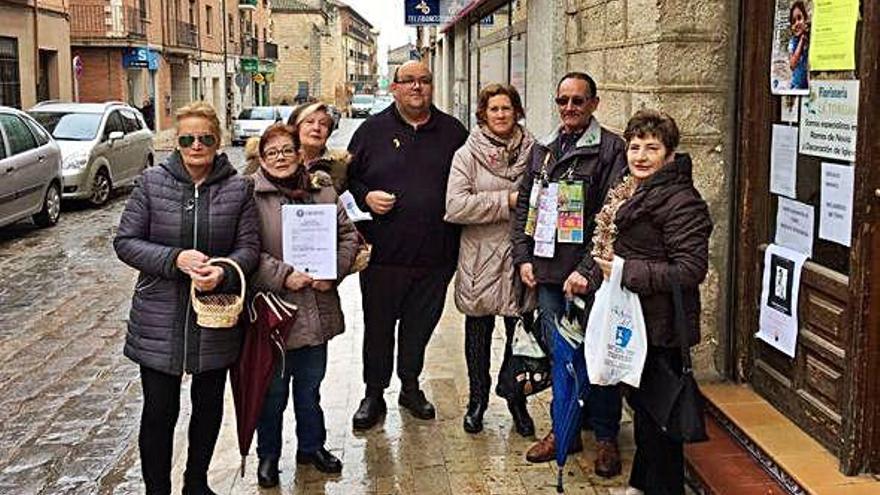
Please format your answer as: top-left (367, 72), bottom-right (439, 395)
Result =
top-left (230, 291), bottom-right (297, 476)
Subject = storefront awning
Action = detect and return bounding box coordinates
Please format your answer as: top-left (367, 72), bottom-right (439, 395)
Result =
top-left (440, 0), bottom-right (488, 33)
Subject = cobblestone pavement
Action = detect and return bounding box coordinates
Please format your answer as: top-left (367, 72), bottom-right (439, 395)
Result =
top-left (0, 118), bottom-right (637, 494)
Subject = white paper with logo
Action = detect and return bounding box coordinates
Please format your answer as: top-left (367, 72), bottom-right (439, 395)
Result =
top-left (584, 256), bottom-right (648, 387)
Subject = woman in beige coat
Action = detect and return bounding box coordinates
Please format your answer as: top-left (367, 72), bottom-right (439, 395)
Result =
top-left (249, 123), bottom-right (357, 487)
top-left (445, 83), bottom-right (536, 436)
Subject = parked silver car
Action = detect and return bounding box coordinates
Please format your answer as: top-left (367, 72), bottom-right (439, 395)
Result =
top-left (0, 106), bottom-right (63, 228)
top-left (232, 106), bottom-right (281, 145)
top-left (29, 101), bottom-right (154, 206)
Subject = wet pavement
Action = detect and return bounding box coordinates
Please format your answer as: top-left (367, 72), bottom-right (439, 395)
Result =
top-left (0, 118), bottom-right (637, 494)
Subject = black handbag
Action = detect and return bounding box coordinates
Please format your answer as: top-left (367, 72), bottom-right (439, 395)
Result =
top-left (638, 270), bottom-right (709, 443)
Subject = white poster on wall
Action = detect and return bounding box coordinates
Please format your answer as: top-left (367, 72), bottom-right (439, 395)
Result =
top-left (819, 162), bottom-right (855, 247)
top-left (780, 96), bottom-right (800, 123)
top-left (757, 244), bottom-right (809, 358)
top-left (775, 197), bottom-right (815, 257)
top-left (799, 80), bottom-right (860, 161)
top-left (770, 125), bottom-right (799, 198)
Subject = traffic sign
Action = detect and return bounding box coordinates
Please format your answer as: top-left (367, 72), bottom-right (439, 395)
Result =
top-left (253, 73), bottom-right (265, 84)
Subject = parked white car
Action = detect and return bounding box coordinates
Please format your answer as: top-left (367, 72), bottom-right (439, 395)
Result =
top-left (232, 106), bottom-right (281, 145)
top-left (0, 106), bottom-right (63, 228)
top-left (29, 101), bottom-right (154, 206)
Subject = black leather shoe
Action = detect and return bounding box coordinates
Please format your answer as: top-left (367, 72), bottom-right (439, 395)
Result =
top-left (181, 485), bottom-right (218, 495)
top-left (398, 389), bottom-right (436, 420)
top-left (256, 457), bottom-right (279, 488)
top-left (508, 398), bottom-right (535, 437)
top-left (296, 447), bottom-right (342, 474)
top-left (463, 401), bottom-right (487, 434)
top-left (352, 395), bottom-right (386, 430)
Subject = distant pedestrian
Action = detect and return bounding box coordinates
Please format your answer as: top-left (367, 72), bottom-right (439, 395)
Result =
top-left (114, 101), bottom-right (260, 495)
top-left (511, 72), bottom-right (627, 476)
top-left (583, 110), bottom-right (712, 494)
top-left (444, 83), bottom-right (537, 436)
top-left (247, 123), bottom-right (358, 486)
top-left (287, 102), bottom-right (350, 193)
top-left (347, 61), bottom-right (468, 430)
top-left (140, 98), bottom-right (155, 131)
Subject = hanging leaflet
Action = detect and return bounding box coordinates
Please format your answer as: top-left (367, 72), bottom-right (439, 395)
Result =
top-left (557, 181), bottom-right (584, 244)
top-left (770, 0), bottom-right (811, 95)
top-left (775, 197), bottom-right (814, 257)
top-left (808, 0), bottom-right (859, 71)
top-left (780, 96), bottom-right (799, 123)
top-left (757, 244), bottom-right (809, 358)
top-left (799, 80), bottom-right (859, 161)
top-left (770, 125), bottom-right (799, 198)
top-left (524, 179), bottom-right (541, 237)
top-left (533, 183), bottom-right (558, 258)
top-left (819, 162), bottom-right (854, 247)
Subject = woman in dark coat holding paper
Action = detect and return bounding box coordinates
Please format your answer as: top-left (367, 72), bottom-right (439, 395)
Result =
top-left (248, 123), bottom-right (358, 486)
top-left (581, 110), bottom-right (712, 495)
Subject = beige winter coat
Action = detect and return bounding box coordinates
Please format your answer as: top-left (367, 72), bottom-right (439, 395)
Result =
top-left (445, 124), bottom-right (535, 317)
top-left (250, 167), bottom-right (358, 349)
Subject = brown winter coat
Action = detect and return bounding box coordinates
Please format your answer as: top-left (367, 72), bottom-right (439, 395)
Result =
top-left (581, 154), bottom-right (713, 347)
top-left (445, 125), bottom-right (535, 317)
top-left (250, 167), bottom-right (358, 350)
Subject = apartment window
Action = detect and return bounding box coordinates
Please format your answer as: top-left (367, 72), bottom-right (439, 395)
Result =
top-left (206, 6), bottom-right (213, 35)
top-left (0, 37), bottom-right (21, 108)
top-left (228, 14), bottom-right (235, 38)
top-left (188, 0), bottom-right (195, 25)
top-left (192, 77), bottom-right (199, 101)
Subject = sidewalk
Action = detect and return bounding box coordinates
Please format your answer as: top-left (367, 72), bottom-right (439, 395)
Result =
top-left (164, 277), bottom-right (636, 494)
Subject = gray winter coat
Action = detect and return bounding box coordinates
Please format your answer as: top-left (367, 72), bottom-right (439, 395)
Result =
top-left (114, 152), bottom-right (260, 375)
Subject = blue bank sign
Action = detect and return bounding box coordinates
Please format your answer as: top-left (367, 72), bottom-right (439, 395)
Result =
top-left (122, 47), bottom-right (159, 70)
top-left (405, 0), bottom-right (442, 25)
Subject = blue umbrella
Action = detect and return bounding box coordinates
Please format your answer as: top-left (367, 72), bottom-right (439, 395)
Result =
top-left (551, 299), bottom-right (589, 493)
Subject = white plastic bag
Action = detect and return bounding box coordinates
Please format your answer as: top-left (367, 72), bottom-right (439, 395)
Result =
top-left (584, 256), bottom-right (648, 387)
top-left (511, 319), bottom-right (546, 359)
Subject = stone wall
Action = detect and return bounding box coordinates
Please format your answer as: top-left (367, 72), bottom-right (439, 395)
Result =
top-left (271, 12), bottom-right (322, 102)
top-left (564, 0), bottom-right (738, 376)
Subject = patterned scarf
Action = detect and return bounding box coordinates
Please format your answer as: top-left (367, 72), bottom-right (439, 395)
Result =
top-left (591, 175), bottom-right (638, 260)
top-left (264, 166), bottom-right (312, 201)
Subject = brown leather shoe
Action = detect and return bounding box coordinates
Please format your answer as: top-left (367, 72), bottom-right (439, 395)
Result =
top-left (525, 432), bottom-right (584, 463)
top-left (594, 439), bottom-right (622, 478)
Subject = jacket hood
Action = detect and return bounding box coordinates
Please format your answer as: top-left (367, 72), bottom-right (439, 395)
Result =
top-left (464, 124), bottom-right (534, 180)
top-left (161, 151), bottom-right (237, 186)
top-left (640, 153), bottom-right (694, 189)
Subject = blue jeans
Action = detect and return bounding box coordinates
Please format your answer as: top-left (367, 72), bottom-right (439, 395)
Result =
top-left (256, 344), bottom-right (328, 459)
top-left (538, 284), bottom-right (622, 442)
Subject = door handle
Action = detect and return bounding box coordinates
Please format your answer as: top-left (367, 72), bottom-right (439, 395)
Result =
top-left (3, 166), bottom-right (15, 174)
top-left (38, 155), bottom-right (45, 162)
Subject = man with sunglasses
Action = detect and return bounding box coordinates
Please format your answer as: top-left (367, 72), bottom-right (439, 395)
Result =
top-left (347, 61), bottom-right (468, 430)
top-left (511, 72), bottom-right (627, 476)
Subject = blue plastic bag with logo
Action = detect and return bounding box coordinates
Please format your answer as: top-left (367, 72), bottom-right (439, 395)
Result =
top-left (584, 256), bottom-right (648, 387)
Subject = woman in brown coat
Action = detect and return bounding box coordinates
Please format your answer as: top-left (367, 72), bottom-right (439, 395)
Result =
top-left (445, 83), bottom-right (536, 436)
top-left (582, 110), bottom-right (712, 495)
top-left (249, 123), bottom-right (358, 487)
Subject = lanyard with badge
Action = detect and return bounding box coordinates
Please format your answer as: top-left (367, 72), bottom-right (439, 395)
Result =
top-left (524, 152), bottom-right (585, 258)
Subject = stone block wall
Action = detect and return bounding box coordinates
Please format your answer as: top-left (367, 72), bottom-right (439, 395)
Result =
top-left (271, 12), bottom-right (321, 103)
top-left (564, 0), bottom-right (738, 376)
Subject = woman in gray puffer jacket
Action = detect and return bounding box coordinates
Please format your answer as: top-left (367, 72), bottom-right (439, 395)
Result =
top-left (445, 83), bottom-right (536, 436)
top-left (114, 102), bottom-right (259, 495)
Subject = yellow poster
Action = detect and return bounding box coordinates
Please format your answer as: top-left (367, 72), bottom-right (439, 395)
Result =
top-left (809, 0), bottom-right (859, 71)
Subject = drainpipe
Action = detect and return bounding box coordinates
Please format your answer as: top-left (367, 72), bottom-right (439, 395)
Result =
top-left (33, 0), bottom-right (40, 104)
top-left (221, 0), bottom-right (229, 132)
top-left (197, 0), bottom-right (203, 100)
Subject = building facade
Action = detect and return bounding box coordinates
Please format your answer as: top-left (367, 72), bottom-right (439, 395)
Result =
top-left (386, 42), bottom-right (417, 82)
top-left (0, 0), bottom-right (73, 109)
top-left (67, 0), bottom-right (275, 133)
top-left (433, 0), bottom-right (880, 482)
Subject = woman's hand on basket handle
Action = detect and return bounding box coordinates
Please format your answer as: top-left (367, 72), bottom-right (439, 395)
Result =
top-left (176, 249), bottom-right (209, 275)
top-left (190, 265), bottom-right (224, 292)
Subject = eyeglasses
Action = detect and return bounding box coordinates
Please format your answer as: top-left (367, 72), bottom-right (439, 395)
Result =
top-left (395, 76), bottom-right (433, 86)
top-left (178, 134), bottom-right (217, 148)
top-left (554, 95), bottom-right (591, 106)
top-left (264, 147), bottom-right (297, 160)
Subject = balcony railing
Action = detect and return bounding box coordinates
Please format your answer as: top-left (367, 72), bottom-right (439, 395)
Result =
top-left (240, 36), bottom-right (258, 57)
top-left (70, 4), bottom-right (147, 40)
top-left (263, 42), bottom-right (278, 60)
top-left (175, 21), bottom-right (197, 48)
top-left (239, 0), bottom-right (257, 10)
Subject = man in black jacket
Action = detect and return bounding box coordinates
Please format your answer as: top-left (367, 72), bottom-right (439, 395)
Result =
top-left (511, 72), bottom-right (627, 476)
top-left (347, 61), bottom-right (468, 430)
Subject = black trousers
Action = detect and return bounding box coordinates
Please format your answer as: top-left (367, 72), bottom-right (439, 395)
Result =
top-left (359, 264), bottom-right (454, 394)
top-left (628, 347), bottom-right (685, 495)
top-left (139, 365), bottom-right (227, 495)
top-left (464, 315), bottom-right (519, 403)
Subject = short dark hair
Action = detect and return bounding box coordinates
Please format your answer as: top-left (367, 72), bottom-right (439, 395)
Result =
top-left (624, 109), bottom-right (680, 153)
top-left (475, 83), bottom-right (525, 125)
top-left (259, 123), bottom-right (299, 156)
top-left (556, 72), bottom-right (598, 99)
top-left (789, 1), bottom-right (808, 23)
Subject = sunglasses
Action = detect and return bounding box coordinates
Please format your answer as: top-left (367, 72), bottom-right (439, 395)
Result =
top-left (554, 95), bottom-right (591, 106)
top-left (178, 134), bottom-right (217, 148)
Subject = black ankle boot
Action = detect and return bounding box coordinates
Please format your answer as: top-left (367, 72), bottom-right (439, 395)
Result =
top-left (463, 400), bottom-right (487, 433)
top-left (256, 457), bottom-right (279, 488)
top-left (508, 398), bottom-right (535, 437)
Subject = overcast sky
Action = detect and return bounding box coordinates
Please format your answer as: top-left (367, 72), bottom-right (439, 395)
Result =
top-left (344, 0), bottom-right (416, 76)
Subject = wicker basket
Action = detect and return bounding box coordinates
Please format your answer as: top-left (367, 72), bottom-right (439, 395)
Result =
top-left (351, 233), bottom-right (372, 273)
top-left (191, 257), bottom-right (246, 329)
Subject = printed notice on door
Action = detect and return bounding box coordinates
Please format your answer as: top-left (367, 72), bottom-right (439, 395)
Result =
top-left (799, 80), bottom-right (859, 161)
top-left (819, 162), bottom-right (855, 247)
top-left (770, 125), bottom-right (799, 198)
top-left (758, 244), bottom-right (809, 358)
top-left (775, 197), bottom-right (814, 257)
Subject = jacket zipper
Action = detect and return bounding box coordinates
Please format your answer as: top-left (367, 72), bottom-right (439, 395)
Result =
top-left (183, 185), bottom-right (199, 372)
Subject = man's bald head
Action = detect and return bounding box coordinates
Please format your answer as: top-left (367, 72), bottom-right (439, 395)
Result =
top-left (391, 61), bottom-right (434, 122)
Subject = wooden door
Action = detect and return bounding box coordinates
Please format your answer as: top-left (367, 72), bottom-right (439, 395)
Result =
top-left (732, 0), bottom-right (880, 474)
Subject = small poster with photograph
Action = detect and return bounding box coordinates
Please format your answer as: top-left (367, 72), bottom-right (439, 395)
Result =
top-left (770, 0), bottom-right (811, 95)
top-left (757, 244), bottom-right (809, 358)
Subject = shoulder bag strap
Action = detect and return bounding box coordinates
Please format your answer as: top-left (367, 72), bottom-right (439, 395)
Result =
top-left (670, 267), bottom-right (693, 374)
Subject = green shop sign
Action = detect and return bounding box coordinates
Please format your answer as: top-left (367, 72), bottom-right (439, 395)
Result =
top-left (258, 61), bottom-right (276, 74)
top-left (241, 58), bottom-right (258, 73)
